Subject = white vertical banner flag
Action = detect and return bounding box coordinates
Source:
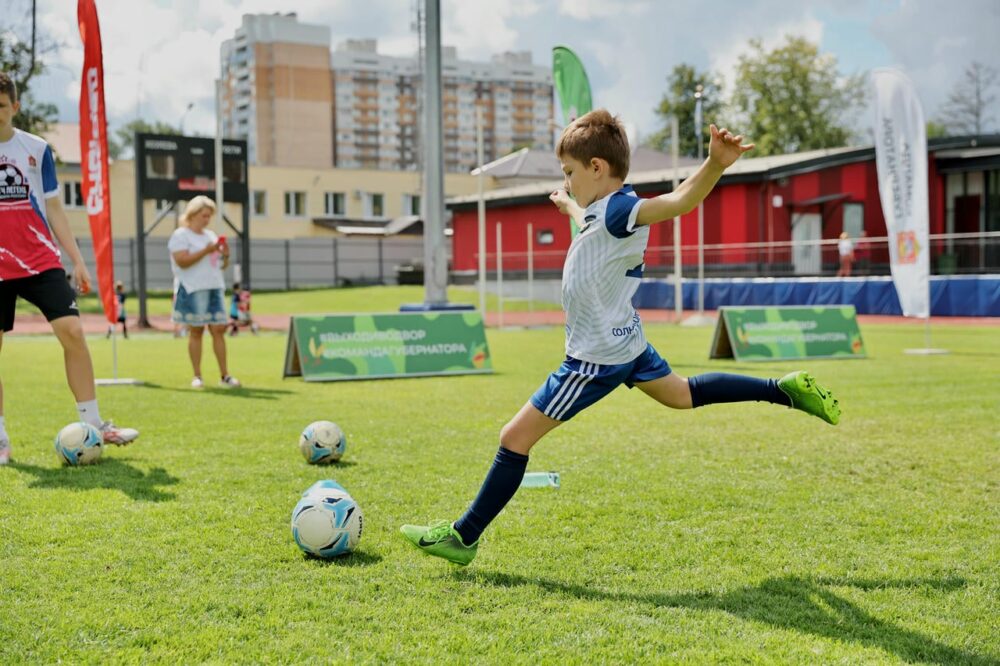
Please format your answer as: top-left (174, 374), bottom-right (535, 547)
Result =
top-left (872, 68), bottom-right (930, 318)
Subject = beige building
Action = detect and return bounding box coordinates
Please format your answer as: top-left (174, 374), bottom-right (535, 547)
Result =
top-left (49, 124), bottom-right (481, 241)
top-left (221, 12), bottom-right (554, 174)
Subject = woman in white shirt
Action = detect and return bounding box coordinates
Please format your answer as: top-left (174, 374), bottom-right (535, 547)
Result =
top-left (837, 231), bottom-right (854, 277)
top-left (168, 196), bottom-right (241, 388)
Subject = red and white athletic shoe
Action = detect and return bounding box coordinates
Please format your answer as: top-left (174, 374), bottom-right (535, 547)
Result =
top-left (0, 438), bottom-right (11, 465)
top-left (99, 421), bottom-right (140, 446)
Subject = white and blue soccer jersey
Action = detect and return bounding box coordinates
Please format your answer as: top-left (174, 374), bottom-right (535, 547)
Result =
top-left (561, 185), bottom-right (649, 364)
top-left (0, 129), bottom-right (62, 280)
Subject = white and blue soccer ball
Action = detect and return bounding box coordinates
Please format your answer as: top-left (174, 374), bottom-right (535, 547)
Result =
top-left (291, 483), bottom-right (363, 558)
top-left (54, 422), bottom-right (104, 466)
top-left (299, 420), bottom-right (346, 464)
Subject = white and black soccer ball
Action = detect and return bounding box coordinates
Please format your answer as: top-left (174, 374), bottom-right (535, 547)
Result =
top-left (290, 485), bottom-right (363, 558)
top-left (299, 420), bottom-right (346, 464)
top-left (1, 165), bottom-right (23, 187)
top-left (54, 422), bottom-right (104, 466)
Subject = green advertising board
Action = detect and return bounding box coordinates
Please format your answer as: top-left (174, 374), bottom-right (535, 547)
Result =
top-left (710, 306), bottom-right (866, 361)
top-left (284, 311), bottom-right (493, 381)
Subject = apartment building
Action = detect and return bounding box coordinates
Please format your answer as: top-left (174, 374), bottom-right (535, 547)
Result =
top-left (221, 13), bottom-right (553, 173)
top-left (220, 13), bottom-right (334, 168)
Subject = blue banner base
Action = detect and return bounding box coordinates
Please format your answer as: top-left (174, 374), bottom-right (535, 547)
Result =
top-left (399, 303), bottom-right (477, 312)
top-left (633, 275), bottom-right (1000, 317)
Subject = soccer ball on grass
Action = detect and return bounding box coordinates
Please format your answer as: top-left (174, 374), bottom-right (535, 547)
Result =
top-left (290, 482), bottom-right (363, 558)
top-left (54, 422), bottom-right (104, 466)
top-left (299, 420), bottom-right (346, 464)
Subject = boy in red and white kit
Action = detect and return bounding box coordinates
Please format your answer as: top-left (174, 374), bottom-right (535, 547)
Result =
top-left (0, 72), bottom-right (138, 464)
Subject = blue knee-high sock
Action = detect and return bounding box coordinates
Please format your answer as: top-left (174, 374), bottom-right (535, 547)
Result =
top-left (453, 446), bottom-right (528, 546)
top-left (687, 373), bottom-right (791, 408)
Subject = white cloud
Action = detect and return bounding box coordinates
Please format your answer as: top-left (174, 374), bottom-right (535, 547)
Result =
top-left (556, 0), bottom-right (650, 20)
top-left (871, 0), bottom-right (1000, 124)
top-left (709, 17), bottom-right (825, 96)
top-left (25, 0), bottom-right (1000, 141)
top-left (441, 0), bottom-right (542, 58)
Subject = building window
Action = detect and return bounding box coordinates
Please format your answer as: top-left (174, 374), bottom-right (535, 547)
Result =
top-left (62, 181), bottom-right (84, 208)
top-left (364, 192), bottom-right (384, 218)
top-left (402, 193), bottom-right (421, 216)
top-left (324, 192), bottom-right (346, 216)
top-left (284, 191), bottom-right (306, 217)
top-left (536, 229), bottom-right (555, 245)
top-left (252, 190), bottom-right (267, 216)
top-left (842, 203), bottom-right (864, 238)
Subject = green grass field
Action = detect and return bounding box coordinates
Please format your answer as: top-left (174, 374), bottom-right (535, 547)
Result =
top-left (16, 285), bottom-right (559, 317)
top-left (1, 320), bottom-right (998, 663)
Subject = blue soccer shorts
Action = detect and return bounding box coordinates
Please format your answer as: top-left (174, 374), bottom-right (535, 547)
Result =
top-left (529, 344), bottom-right (672, 421)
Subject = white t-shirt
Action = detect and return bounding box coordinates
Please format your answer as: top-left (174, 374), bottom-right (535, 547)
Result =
top-left (561, 185), bottom-right (650, 365)
top-left (168, 227), bottom-right (225, 292)
top-left (838, 238), bottom-right (854, 258)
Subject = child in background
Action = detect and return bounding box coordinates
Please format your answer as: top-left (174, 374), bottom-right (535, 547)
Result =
top-left (106, 280), bottom-right (128, 339)
top-left (227, 283), bottom-right (258, 336)
top-left (228, 282), bottom-right (242, 336)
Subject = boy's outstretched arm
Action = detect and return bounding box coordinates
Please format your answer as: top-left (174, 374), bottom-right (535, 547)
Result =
top-left (549, 188), bottom-right (586, 228)
top-left (635, 124), bottom-right (753, 226)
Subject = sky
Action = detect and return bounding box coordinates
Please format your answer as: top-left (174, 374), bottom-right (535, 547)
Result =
top-left (8, 0), bottom-right (1000, 143)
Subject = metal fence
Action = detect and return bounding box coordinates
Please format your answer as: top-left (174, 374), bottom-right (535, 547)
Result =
top-left (66, 232), bottom-right (998, 298)
top-left (482, 232), bottom-right (1000, 280)
top-left (68, 236), bottom-right (426, 292)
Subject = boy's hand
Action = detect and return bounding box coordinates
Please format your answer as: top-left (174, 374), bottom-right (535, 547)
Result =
top-left (708, 124), bottom-right (754, 169)
top-left (73, 263), bottom-right (93, 294)
top-left (549, 188), bottom-right (573, 214)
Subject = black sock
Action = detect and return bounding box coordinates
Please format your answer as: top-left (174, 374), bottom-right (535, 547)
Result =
top-left (453, 446), bottom-right (529, 546)
top-left (688, 373), bottom-right (791, 408)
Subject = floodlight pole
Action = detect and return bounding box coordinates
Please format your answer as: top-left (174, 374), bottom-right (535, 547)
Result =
top-left (671, 115), bottom-right (682, 321)
top-left (695, 84), bottom-right (705, 316)
top-left (134, 131), bottom-right (150, 328)
top-left (421, 0), bottom-right (448, 305)
top-left (476, 105), bottom-right (486, 315)
top-left (215, 79), bottom-right (224, 235)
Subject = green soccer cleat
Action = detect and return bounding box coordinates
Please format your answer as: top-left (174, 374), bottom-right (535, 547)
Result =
top-left (400, 520), bottom-right (479, 566)
top-left (778, 371), bottom-right (841, 425)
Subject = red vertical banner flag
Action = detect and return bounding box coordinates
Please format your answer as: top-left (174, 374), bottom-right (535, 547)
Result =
top-left (77, 0), bottom-right (116, 324)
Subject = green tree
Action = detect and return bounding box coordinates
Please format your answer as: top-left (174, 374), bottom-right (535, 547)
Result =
top-left (937, 61), bottom-right (997, 135)
top-left (109, 119), bottom-right (182, 160)
top-left (926, 121), bottom-right (949, 139)
top-left (0, 26), bottom-right (58, 136)
top-left (731, 36), bottom-right (865, 156)
top-left (646, 64), bottom-right (724, 158)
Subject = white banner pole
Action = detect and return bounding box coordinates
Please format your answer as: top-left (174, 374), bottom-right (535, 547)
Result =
top-left (871, 67), bottom-right (946, 354)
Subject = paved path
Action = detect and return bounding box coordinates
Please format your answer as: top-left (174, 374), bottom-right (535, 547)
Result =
top-left (5, 309), bottom-right (996, 336)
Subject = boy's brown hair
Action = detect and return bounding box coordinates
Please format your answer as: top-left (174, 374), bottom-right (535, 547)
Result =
top-left (0, 72), bottom-right (18, 105)
top-left (556, 109), bottom-right (630, 179)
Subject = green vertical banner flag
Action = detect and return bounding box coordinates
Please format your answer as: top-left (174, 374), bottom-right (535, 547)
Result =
top-left (710, 306), bottom-right (866, 361)
top-left (552, 45), bottom-right (592, 125)
top-left (552, 45), bottom-right (593, 238)
top-left (284, 312), bottom-right (493, 382)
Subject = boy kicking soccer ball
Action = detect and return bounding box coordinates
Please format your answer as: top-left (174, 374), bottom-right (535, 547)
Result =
top-left (0, 72), bottom-right (138, 465)
top-left (401, 109), bottom-right (839, 565)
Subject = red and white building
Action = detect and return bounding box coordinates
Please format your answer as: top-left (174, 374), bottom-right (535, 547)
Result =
top-left (448, 136), bottom-right (1000, 278)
